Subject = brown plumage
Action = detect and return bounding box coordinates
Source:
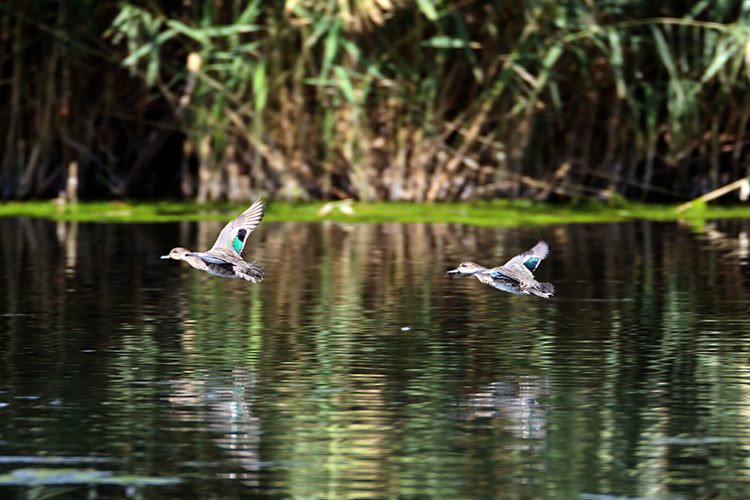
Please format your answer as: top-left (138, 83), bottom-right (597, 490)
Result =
top-left (447, 241), bottom-right (554, 298)
top-left (161, 199), bottom-right (265, 282)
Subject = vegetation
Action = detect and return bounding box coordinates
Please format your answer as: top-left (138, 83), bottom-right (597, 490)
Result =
top-left (1, 199), bottom-right (749, 226)
top-left (2, 1), bottom-right (750, 202)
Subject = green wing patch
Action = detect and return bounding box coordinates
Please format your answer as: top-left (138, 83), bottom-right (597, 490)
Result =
top-left (232, 228), bottom-right (248, 253)
top-left (232, 235), bottom-right (243, 252)
top-left (523, 256), bottom-right (540, 272)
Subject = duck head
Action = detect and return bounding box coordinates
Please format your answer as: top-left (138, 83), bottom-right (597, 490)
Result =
top-left (447, 262), bottom-right (484, 277)
top-left (161, 247), bottom-right (191, 261)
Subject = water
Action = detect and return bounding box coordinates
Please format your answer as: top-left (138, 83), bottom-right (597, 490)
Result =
top-left (1, 217), bottom-right (750, 499)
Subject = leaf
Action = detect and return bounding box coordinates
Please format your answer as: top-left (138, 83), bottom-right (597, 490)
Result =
top-left (122, 42), bottom-right (155, 68)
top-left (416, 0), bottom-right (439, 21)
top-left (702, 41), bottom-right (735, 82)
top-left (146, 50), bottom-right (160, 85)
top-left (542, 44), bottom-right (563, 70)
top-left (165, 19), bottom-right (210, 45)
top-left (607, 30), bottom-right (626, 98)
top-left (334, 66), bottom-right (356, 103)
top-left (321, 20), bottom-right (341, 79)
top-left (304, 78), bottom-right (337, 86)
top-left (201, 24), bottom-right (261, 37)
top-left (253, 63), bottom-right (268, 112)
top-left (546, 81), bottom-right (561, 110)
top-left (422, 36), bottom-right (475, 49)
top-left (651, 25), bottom-right (677, 78)
top-left (237, 0), bottom-right (261, 24)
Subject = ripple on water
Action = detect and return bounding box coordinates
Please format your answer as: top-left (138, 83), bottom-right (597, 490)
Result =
top-left (1, 219), bottom-right (750, 498)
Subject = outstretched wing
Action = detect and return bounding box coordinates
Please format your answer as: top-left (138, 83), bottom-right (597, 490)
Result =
top-left (503, 240), bottom-right (549, 273)
top-left (209, 199), bottom-right (266, 255)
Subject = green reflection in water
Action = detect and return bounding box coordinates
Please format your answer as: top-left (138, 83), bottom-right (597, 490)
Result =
top-left (1, 219), bottom-right (750, 498)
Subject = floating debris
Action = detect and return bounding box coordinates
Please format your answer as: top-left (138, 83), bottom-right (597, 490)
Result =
top-left (0, 468), bottom-right (181, 487)
top-left (317, 199), bottom-right (355, 216)
top-left (650, 436), bottom-right (732, 446)
top-left (0, 456), bottom-right (117, 465)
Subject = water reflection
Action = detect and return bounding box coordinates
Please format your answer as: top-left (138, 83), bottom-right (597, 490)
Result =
top-left (1, 217), bottom-right (750, 498)
top-left (701, 220), bottom-right (750, 261)
top-left (456, 377), bottom-right (548, 440)
top-left (169, 369), bottom-right (261, 485)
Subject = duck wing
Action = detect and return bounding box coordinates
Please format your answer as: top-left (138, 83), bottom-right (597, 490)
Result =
top-left (503, 240), bottom-right (549, 273)
top-left (209, 199), bottom-right (266, 255)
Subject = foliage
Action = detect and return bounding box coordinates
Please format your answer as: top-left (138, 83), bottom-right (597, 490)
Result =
top-left (2, 1), bottom-right (750, 201)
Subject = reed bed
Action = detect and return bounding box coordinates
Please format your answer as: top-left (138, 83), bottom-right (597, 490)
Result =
top-left (1, 1), bottom-right (749, 201)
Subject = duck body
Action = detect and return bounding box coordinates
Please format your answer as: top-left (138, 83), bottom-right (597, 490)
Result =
top-left (165, 247), bottom-right (263, 282)
top-left (447, 241), bottom-right (554, 299)
top-left (161, 199), bottom-right (265, 282)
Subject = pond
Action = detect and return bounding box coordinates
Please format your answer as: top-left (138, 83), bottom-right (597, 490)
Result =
top-left (1, 217), bottom-right (749, 498)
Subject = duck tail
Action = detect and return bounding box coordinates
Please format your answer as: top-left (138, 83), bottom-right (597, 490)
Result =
top-left (530, 281), bottom-right (554, 299)
top-left (236, 261), bottom-right (264, 282)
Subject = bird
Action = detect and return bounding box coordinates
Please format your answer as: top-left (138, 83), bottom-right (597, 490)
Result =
top-left (447, 241), bottom-right (554, 298)
top-left (161, 199), bottom-right (266, 282)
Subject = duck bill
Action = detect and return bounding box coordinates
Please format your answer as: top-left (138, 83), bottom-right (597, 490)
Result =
top-left (160, 255), bottom-right (171, 260)
top-left (446, 268), bottom-right (465, 277)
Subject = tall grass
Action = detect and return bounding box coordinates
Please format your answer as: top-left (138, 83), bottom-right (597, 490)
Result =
top-left (2, 1), bottom-right (750, 201)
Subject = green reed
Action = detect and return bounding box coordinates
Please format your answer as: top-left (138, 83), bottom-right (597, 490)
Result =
top-left (2, 1), bottom-right (750, 202)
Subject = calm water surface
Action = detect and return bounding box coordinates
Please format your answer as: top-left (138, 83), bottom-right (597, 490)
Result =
top-left (1, 217), bottom-right (750, 499)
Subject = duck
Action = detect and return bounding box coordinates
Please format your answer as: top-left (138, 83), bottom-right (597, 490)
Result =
top-left (161, 199), bottom-right (265, 282)
top-left (447, 241), bottom-right (554, 298)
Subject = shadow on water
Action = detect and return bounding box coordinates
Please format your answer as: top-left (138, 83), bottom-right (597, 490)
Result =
top-left (1, 217), bottom-right (750, 498)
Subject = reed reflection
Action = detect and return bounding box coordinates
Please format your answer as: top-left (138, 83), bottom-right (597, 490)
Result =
top-left (1, 218), bottom-right (750, 498)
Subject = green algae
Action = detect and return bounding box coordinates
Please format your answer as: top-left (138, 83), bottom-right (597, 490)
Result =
top-left (0, 199), bottom-right (749, 226)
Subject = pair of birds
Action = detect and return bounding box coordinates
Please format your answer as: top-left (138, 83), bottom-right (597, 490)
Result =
top-left (161, 200), bottom-right (555, 298)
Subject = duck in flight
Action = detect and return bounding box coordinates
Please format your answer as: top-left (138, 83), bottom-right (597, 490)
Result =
top-left (161, 199), bottom-right (265, 282)
top-left (447, 241), bottom-right (554, 298)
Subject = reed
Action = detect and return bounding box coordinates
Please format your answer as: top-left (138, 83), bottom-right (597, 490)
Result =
top-left (1, 1), bottom-right (750, 201)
